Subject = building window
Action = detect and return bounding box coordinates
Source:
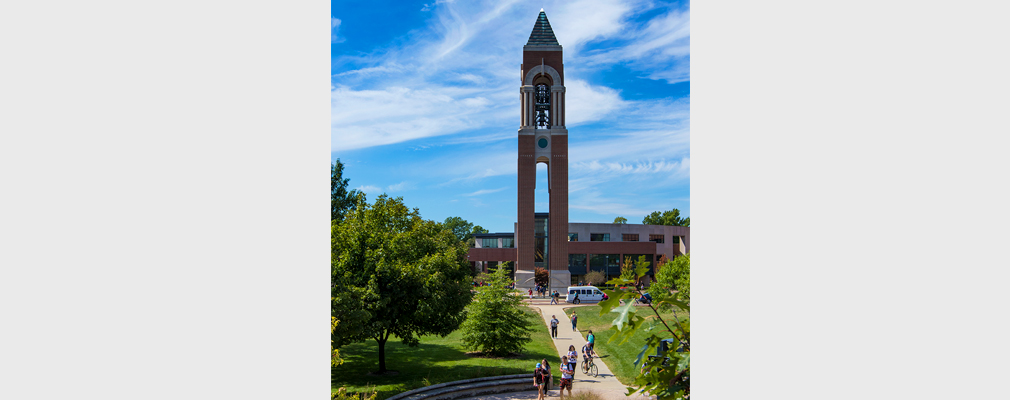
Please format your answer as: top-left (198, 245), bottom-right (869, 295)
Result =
top-left (482, 238), bottom-right (499, 248)
top-left (622, 233), bottom-right (639, 242)
top-left (649, 234), bottom-right (664, 244)
top-left (502, 237), bottom-right (514, 248)
top-left (568, 233), bottom-right (578, 242)
top-left (671, 236), bottom-right (680, 244)
top-left (570, 275), bottom-right (582, 285)
top-left (568, 254), bottom-right (586, 271)
top-left (590, 233), bottom-right (610, 242)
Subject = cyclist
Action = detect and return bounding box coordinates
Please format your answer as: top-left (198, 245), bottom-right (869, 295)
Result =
top-left (586, 330), bottom-right (596, 357)
top-left (582, 342), bottom-right (593, 368)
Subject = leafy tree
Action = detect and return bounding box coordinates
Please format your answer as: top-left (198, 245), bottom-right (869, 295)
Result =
top-left (332, 159), bottom-right (363, 222)
top-left (460, 264), bottom-right (535, 356)
top-left (656, 253), bottom-right (690, 300)
top-left (642, 209), bottom-right (690, 227)
top-left (443, 216), bottom-right (475, 243)
top-left (332, 195), bottom-right (473, 373)
top-left (614, 216), bottom-right (628, 224)
top-left (621, 256), bottom-right (651, 285)
top-left (620, 257), bottom-right (635, 281)
top-left (599, 259), bottom-right (690, 400)
top-left (584, 270), bottom-right (606, 286)
top-left (534, 267), bottom-right (549, 289)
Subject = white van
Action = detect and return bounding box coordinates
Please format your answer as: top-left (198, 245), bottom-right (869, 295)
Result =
top-left (567, 286), bottom-right (605, 304)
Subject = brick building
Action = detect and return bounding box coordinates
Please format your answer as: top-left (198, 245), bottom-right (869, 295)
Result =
top-left (467, 10), bottom-right (690, 289)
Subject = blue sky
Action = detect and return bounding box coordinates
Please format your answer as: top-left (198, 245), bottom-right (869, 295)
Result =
top-left (332, 0), bottom-right (689, 233)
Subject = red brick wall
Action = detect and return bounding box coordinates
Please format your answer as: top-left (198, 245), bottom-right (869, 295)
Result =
top-left (522, 50), bottom-right (564, 84)
top-left (516, 135), bottom-right (535, 271)
top-left (467, 248), bottom-right (518, 262)
top-left (549, 135), bottom-right (568, 270)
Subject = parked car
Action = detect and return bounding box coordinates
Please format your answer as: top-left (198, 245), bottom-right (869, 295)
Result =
top-left (637, 292), bottom-right (653, 304)
top-left (566, 286), bottom-right (605, 304)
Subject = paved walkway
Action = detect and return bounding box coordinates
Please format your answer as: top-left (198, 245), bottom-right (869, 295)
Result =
top-left (460, 299), bottom-right (650, 400)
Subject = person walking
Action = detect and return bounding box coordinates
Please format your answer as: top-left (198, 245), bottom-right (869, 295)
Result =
top-left (571, 311), bottom-right (578, 331)
top-left (533, 362), bottom-right (548, 400)
top-left (549, 290), bottom-right (557, 305)
top-left (541, 358), bottom-right (552, 394)
top-left (550, 315), bottom-right (560, 339)
top-left (566, 345), bottom-right (578, 376)
top-left (559, 356), bottom-right (574, 400)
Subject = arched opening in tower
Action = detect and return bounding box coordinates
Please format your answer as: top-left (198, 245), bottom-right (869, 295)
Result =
top-left (534, 162), bottom-right (550, 269)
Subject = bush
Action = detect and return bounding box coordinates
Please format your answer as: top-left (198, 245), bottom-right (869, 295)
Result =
top-left (584, 270), bottom-right (606, 286)
top-left (460, 264), bottom-right (535, 356)
top-left (657, 253), bottom-right (690, 300)
top-left (534, 267), bottom-right (549, 288)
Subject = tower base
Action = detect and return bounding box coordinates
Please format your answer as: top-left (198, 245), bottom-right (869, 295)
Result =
top-left (513, 269), bottom-right (571, 292)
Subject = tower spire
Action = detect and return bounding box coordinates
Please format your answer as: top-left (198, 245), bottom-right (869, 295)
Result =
top-left (526, 10), bottom-right (559, 46)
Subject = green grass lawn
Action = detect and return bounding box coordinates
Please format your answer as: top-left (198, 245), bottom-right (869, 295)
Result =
top-left (332, 308), bottom-right (556, 400)
top-left (563, 304), bottom-right (688, 385)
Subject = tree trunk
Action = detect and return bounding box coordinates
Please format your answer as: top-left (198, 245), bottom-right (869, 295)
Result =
top-left (376, 331), bottom-right (390, 373)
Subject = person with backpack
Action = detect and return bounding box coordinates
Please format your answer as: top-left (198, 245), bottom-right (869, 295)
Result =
top-left (533, 362), bottom-right (548, 400)
top-left (550, 315), bottom-right (560, 339)
top-left (559, 356), bottom-right (574, 400)
top-left (586, 330), bottom-right (596, 357)
top-left (570, 311), bottom-right (578, 331)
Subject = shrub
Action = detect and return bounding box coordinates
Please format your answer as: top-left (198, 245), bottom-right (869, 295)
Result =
top-left (534, 267), bottom-right (549, 288)
top-left (657, 253), bottom-right (690, 300)
top-left (459, 264), bottom-right (535, 356)
top-left (583, 270), bottom-right (606, 286)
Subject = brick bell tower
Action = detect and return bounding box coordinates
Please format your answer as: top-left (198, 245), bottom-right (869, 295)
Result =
top-left (515, 9), bottom-right (569, 290)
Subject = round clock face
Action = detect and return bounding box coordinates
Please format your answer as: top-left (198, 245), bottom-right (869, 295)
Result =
top-left (538, 137), bottom-right (548, 148)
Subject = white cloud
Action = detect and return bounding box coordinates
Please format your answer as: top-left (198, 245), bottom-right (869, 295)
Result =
top-left (575, 7), bottom-right (691, 83)
top-left (331, 18), bottom-right (345, 44)
top-left (548, 0), bottom-right (638, 54)
top-left (332, 85), bottom-right (504, 151)
top-left (387, 181), bottom-right (414, 192)
top-left (356, 185), bottom-right (381, 196)
top-left (464, 187), bottom-right (508, 196)
top-left (563, 79), bottom-right (626, 126)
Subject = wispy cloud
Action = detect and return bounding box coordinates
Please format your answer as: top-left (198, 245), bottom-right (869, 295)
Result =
top-left (387, 181), bottom-right (414, 192)
top-left (464, 187), bottom-right (508, 196)
top-left (332, 1), bottom-right (691, 152)
top-left (331, 18), bottom-right (345, 44)
top-left (356, 184), bottom-right (381, 196)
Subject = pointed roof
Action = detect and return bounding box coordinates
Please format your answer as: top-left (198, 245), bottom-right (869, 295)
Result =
top-left (526, 11), bottom-right (559, 46)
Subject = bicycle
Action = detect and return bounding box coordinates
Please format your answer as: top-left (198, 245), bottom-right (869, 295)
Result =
top-left (581, 356), bottom-right (598, 377)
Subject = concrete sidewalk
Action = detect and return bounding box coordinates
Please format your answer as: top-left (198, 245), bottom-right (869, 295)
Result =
top-left (458, 299), bottom-right (652, 400)
top-left (535, 302), bottom-right (633, 400)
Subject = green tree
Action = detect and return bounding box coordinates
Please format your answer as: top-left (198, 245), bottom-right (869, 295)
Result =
top-left (599, 258), bottom-right (690, 400)
top-left (621, 256), bottom-right (651, 284)
top-left (656, 253), bottom-right (690, 300)
top-left (614, 216), bottom-right (628, 224)
top-left (584, 270), bottom-right (606, 286)
top-left (460, 264), bottom-right (535, 356)
top-left (642, 209), bottom-right (690, 227)
top-left (332, 159), bottom-right (363, 222)
top-left (332, 195), bottom-right (473, 373)
top-left (443, 216), bottom-right (475, 243)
